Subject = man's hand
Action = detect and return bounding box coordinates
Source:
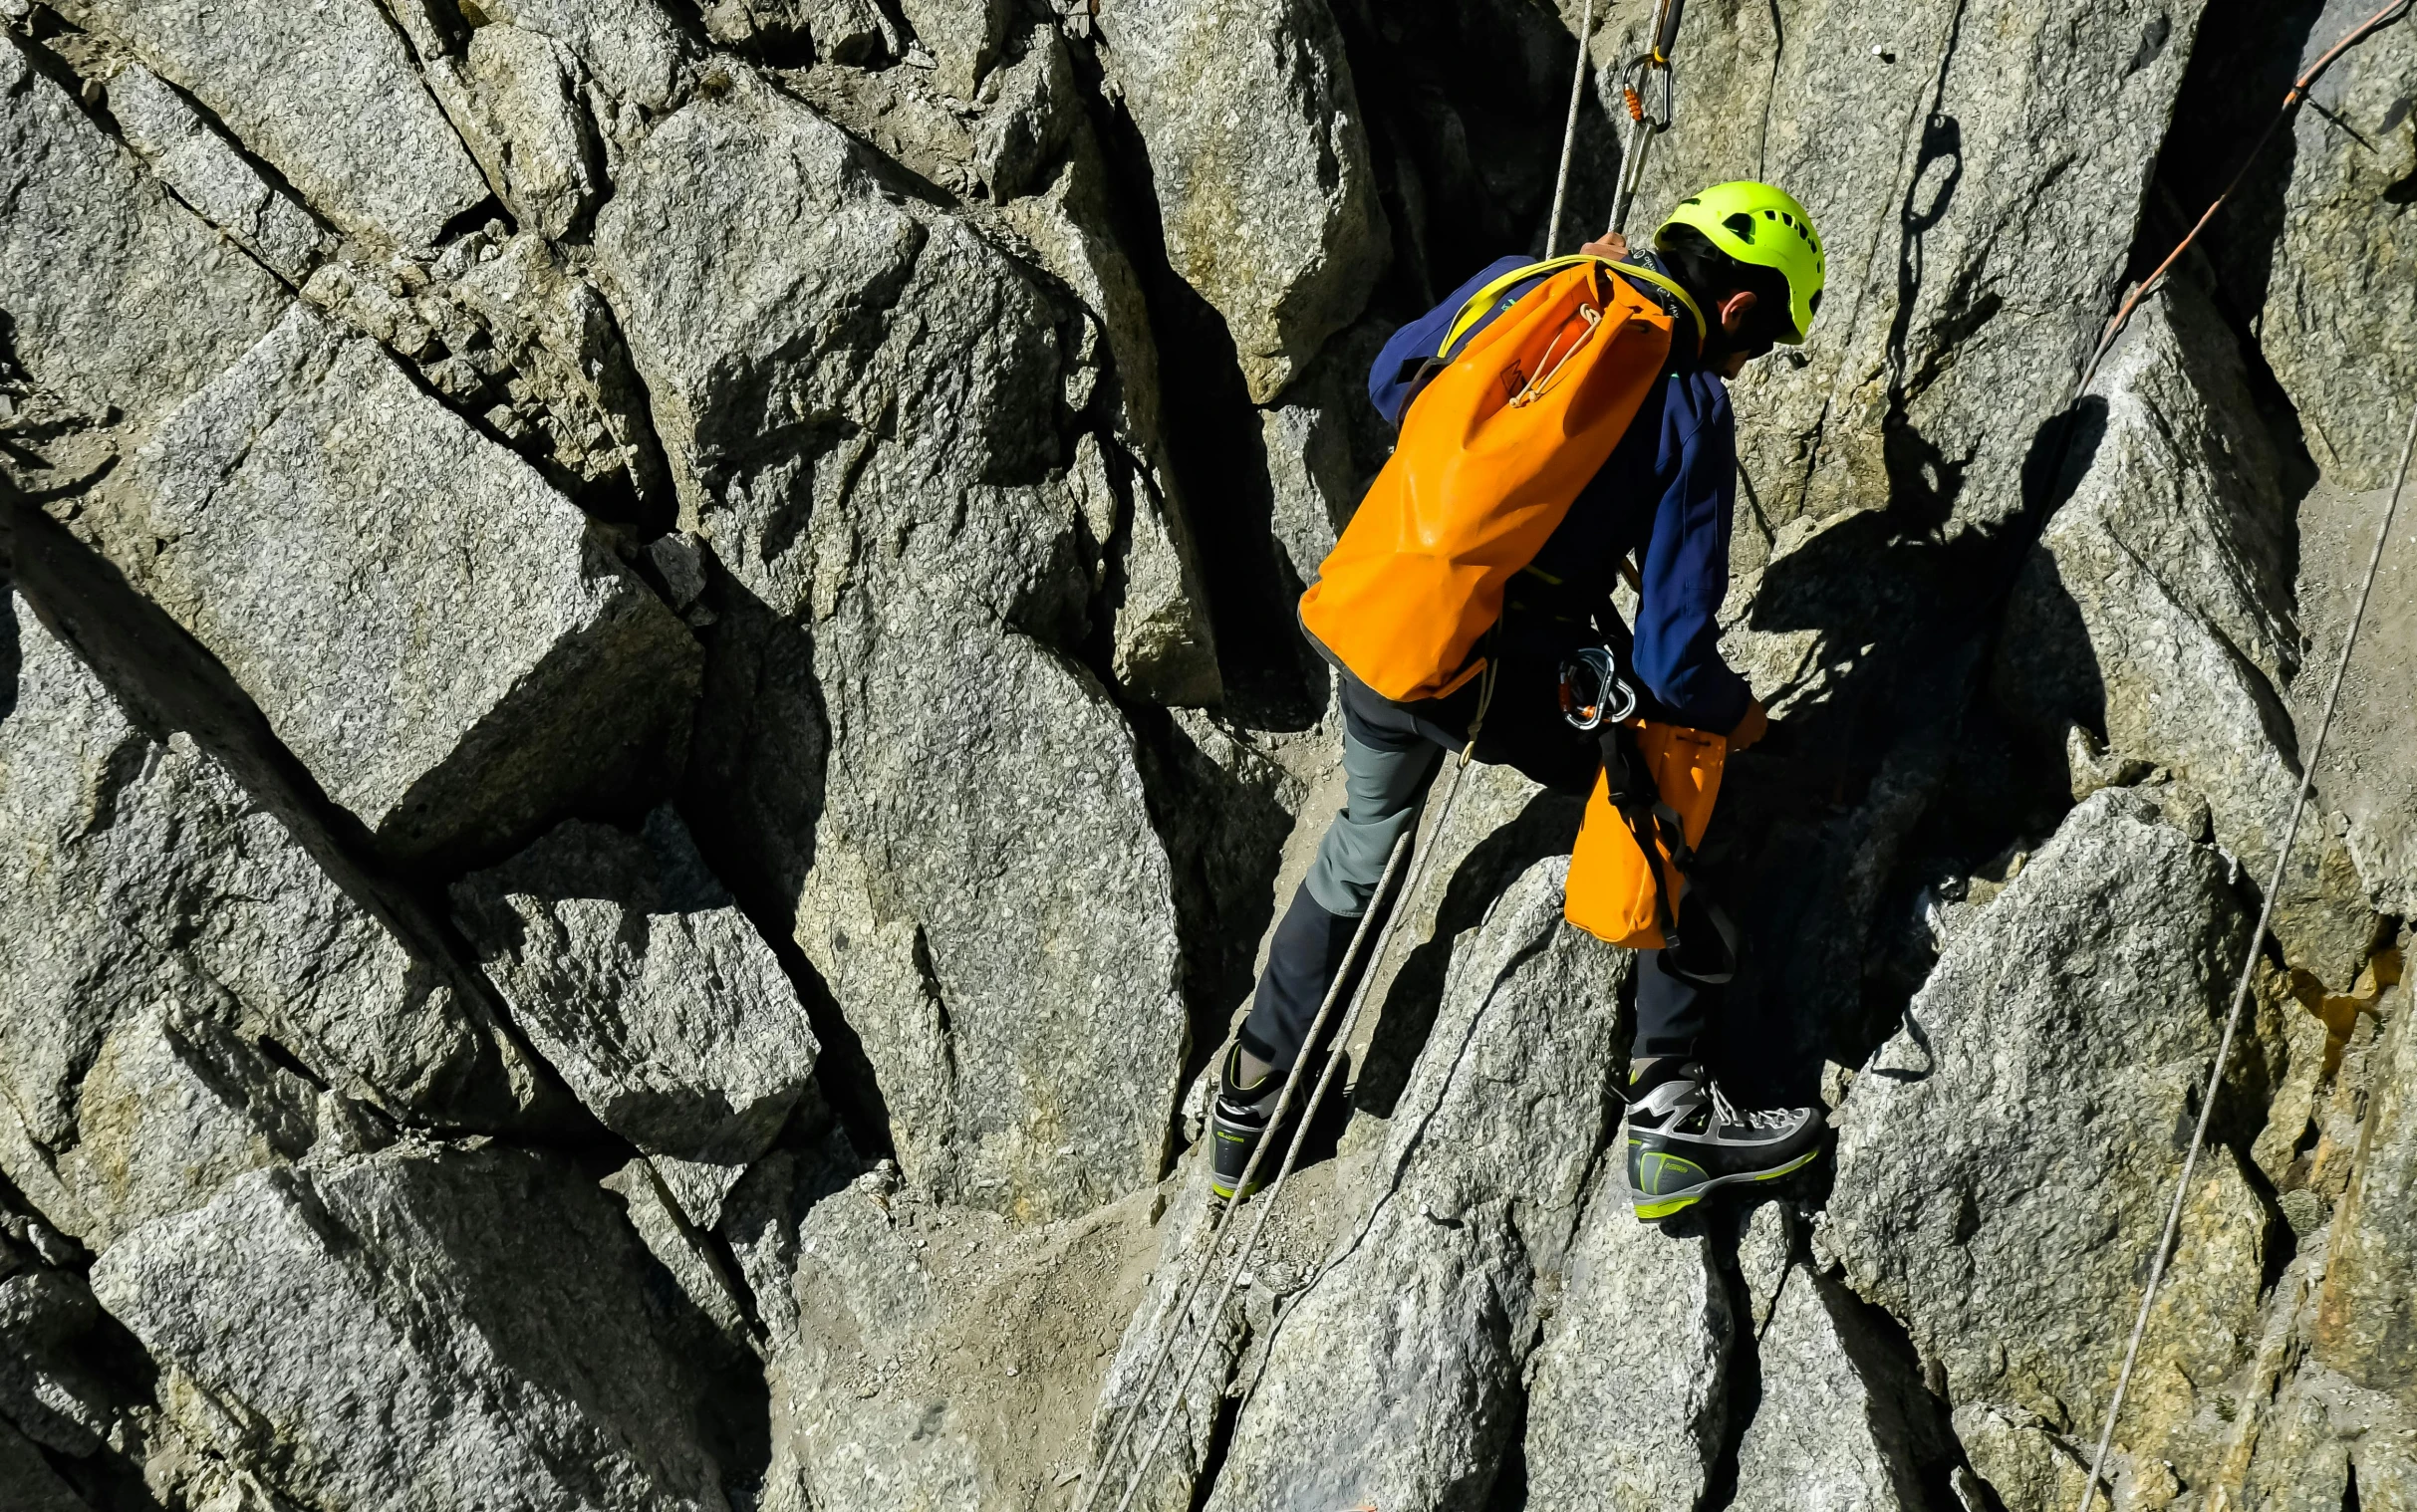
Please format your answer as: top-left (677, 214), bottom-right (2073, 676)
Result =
top-left (1728, 699), bottom-right (1769, 751)
top-left (1578, 231), bottom-right (1630, 261)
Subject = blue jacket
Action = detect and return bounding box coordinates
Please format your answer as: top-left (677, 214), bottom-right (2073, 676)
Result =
top-left (1366, 255), bottom-right (1753, 734)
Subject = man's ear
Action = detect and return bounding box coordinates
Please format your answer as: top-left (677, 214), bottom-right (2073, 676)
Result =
top-left (1718, 289), bottom-right (1760, 336)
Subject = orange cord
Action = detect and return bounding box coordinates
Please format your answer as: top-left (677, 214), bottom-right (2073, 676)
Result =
top-left (2074, 0), bottom-right (2411, 397)
top-left (1624, 87), bottom-right (1644, 122)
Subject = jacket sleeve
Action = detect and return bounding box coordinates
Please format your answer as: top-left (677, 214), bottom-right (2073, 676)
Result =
top-left (1631, 375), bottom-right (1753, 733)
top-left (1366, 255), bottom-right (1537, 429)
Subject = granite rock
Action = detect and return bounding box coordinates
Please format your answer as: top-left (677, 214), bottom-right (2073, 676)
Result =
top-left (105, 62), bottom-right (330, 284)
top-left (472, 0), bottom-right (696, 114)
top-left (1731, 1258), bottom-right (1951, 1512)
top-left (1206, 859), bottom-right (1631, 1512)
top-left (1824, 790), bottom-right (2276, 1504)
top-left (453, 807), bottom-right (820, 1226)
top-left (596, 73), bottom-right (1189, 1224)
top-left (0, 587), bottom-right (542, 1247)
top-left (81, 304), bottom-right (700, 866)
top-left (1099, 0), bottom-right (1390, 403)
top-left (90, 1142), bottom-right (735, 1511)
top-left (1520, 1190), bottom-right (1734, 1511)
top-left (0, 36), bottom-right (289, 445)
top-left (746, 1156), bottom-right (1160, 1512)
top-left (2251, 13), bottom-right (2417, 495)
top-left (58, 0), bottom-right (492, 248)
top-left (1611, 0), bottom-right (2205, 538)
top-left (446, 23), bottom-right (603, 242)
top-left (1995, 280), bottom-right (2376, 984)
top-left (2293, 473), bottom-right (2417, 920)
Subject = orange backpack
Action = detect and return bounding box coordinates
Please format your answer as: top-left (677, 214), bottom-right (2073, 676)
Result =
top-left (1299, 258), bottom-right (1692, 701)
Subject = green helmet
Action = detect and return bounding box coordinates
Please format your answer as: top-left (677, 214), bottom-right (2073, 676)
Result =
top-left (1659, 181), bottom-right (1826, 345)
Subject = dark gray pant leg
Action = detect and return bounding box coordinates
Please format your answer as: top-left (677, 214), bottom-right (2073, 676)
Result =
top-left (1238, 715), bottom-right (1444, 1074)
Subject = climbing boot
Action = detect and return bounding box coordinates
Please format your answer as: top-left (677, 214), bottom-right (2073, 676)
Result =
top-left (1208, 1047), bottom-right (1280, 1201)
top-left (1624, 1061), bottom-right (1824, 1220)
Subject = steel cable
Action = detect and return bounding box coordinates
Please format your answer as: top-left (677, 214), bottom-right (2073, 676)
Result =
top-left (2072, 400), bottom-right (2417, 1512)
top-left (1100, 746), bottom-right (1481, 1512)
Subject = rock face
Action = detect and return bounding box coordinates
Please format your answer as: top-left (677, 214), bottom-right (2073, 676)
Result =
top-left (453, 807), bottom-right (819, 1226)
top-left (741, 1154), bottom-right (1161, 1512)
top-left (2295, 473), bottom-right (2417, 920)
top-left (90, 1142), bottom-right (736, 1510)
top-left (4, 0), bottom-right (2416, 1508)
top-left (2249, 12), bottom-right (2416, 495)
top-left (56, 0), bottom-right (491, 248)
top-left (1521, 1189), bottom-right (1733, 1510)
top-left (1824, 790), bottom-right (2275, 1503)
top-left (1206, 859), bottom-right (1629, 1511)
top-left (1730, 1255), bottom-right (1951, 1512)
top-left (1995, 281), bottom-right (2375, 984)
top-left (1621, 0), bottom-right (2205, 538)
top-left (1101, 0), bottom-right (1389, 403)
top-left (0, 35), bottom-right (289, 440)
top-left (0, 587), bottom-right (544, 1247)
top-left (84, 306), bottom-right (701, 866)
top-left (595, 72), bottom-right (1190, 1225)
top-left (105, 63), bottom-right (330, 284)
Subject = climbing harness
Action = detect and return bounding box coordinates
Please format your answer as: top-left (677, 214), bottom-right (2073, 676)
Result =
top-left (2072, 0), bottom-right (2412, 399)
top-left (1609, 0), bottom-right (1686, 235)
top-left (1085, 670), bottom-right (1502, 1512)
top-left (2072, 400), bottom-right (2417, 1512)
top-left (1543, 0), bottom-right (1599, 259)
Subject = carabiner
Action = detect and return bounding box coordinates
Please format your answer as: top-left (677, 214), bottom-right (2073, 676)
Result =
top-left (1559, 645), bottom-right (1639, 731)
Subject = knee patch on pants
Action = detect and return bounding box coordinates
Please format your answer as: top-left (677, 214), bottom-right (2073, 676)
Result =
top-left (1305, 802), bottom-right (1423, 916)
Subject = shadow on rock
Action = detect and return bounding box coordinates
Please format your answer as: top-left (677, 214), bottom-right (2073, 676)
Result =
top-left (1700, 397), bottom-right (2109, 1107)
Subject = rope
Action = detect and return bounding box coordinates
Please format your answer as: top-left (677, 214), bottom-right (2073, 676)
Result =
top-left (1544, 0), bottom-right (1599, 260)
top-left (1072, 830), bottom-right (1413, 1512)
top-left (2072, 399), bottom-right (2417, 1512)
top-left (1101, 732), bottom-right (1488, 1512)
top-left (2072, 0), bottom-right (2412, 399)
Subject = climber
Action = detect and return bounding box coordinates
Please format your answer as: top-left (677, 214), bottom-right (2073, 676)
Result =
top-left (1210, 182), bottom-right (1831, 1220)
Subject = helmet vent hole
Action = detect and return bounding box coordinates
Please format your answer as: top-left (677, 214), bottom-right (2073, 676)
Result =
top-left (1724, 212), bottom-right (1757, 243)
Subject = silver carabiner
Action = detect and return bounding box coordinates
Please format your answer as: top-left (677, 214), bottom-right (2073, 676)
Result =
top-left (1559, 645), bottom-right (1639, 731)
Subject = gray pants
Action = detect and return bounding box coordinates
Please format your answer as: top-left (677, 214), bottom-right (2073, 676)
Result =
top-left (1239, 666), bottom-right (1711, 1075)
top-left (1303, 718), bottom-right (1446, 917)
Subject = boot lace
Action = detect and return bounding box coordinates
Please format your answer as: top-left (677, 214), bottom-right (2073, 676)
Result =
top-left (1707, 1078), bottom-right (1797, 1132)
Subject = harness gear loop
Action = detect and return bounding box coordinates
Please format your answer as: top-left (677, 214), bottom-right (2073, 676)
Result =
top-left (2072, 397), bottom-right (2417, 1512)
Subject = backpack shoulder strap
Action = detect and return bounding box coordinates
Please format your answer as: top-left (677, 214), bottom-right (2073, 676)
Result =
top-left (1608, 263), bottom-right (1708, 361)
top-left (1439, 256), bottom-right (1707, 364)
top-left (1440, 254), bottom-right (1596, 355)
